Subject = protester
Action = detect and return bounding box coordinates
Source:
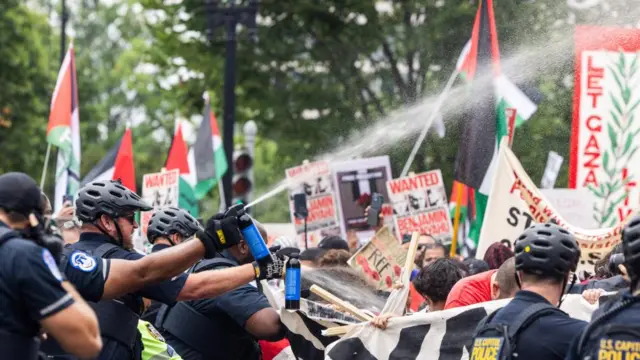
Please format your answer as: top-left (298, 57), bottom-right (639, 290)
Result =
top-left (470, 223), bottom-right (585, 360)
top-left (565, 215), bottom-right (640, 360)
top-left (463, 258), bottom-right (490, 276)
top-left (444, 257), bottom-right (518, 309)
top-left (413, 259), bottom-right (465, 312)
top-left (46, 180), bottom-right (286, 360)
top-left (421, 242), bottom-right (447, 267)
top-left (483, 242), bottom-right (515, 269)
top-left (0, 172), bottom-right (102, 359)
top-left (157, 212), bottom-right (286, 360)
top-left (568, 243), bottom-right (629, 294)
top-left (317, 235), bottom-right (350, 251)
top-left (299, 247), bottom-right (327, 268)
top-left (317, 249), bottom-right (351, 267)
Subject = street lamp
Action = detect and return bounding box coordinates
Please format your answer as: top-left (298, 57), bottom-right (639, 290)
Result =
top-left (204, 0), bottom-right (258, 207)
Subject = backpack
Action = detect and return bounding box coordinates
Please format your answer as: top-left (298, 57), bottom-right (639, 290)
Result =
top-left (471, 302), bottom-right (564, 360)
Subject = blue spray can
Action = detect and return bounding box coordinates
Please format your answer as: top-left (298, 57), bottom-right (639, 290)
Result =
top-left (237, 214), bottom-right (270, 261)
top-left (285, 252), bottom-right (301, 310)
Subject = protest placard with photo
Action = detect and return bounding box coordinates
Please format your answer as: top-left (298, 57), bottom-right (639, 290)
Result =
top-left (332, 156), bottom-right (394, 244)
top-left (140, 169), bottom-right (180, 237)
top-left (285, 160), bottom-right (340, 248)
top-left (386, 170), bottom-right (453, 244)
top-left (348, 226), bottom-right (407, 290)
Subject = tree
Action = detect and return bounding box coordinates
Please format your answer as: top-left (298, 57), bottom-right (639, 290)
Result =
top-left (0, 1), bottom-right (56, 179)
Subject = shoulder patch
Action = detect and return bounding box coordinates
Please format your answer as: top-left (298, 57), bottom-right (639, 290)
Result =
top-left (145, 322), bottom-right (165, 342)
top-left (69, 251), bottom-right (97, 272)
top-left (42, 249), bottom-right (63, 282)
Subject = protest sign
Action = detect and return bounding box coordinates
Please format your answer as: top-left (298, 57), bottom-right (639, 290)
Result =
top-left (324, 294), bottom-right (596, 360)
top-left (140, 169), bottom-right (180, 237)
top-left (348, 226), bottom-right (406, 290)
top-left (286, 161), bottom-right (340, 248)
top-left (386, 170), bottom-right (453, 244)
top-left (570, 25), bottom-right (640, 228)
top-left (478, 139), bottom-right (631, 272)
top-left (332, 156), bottom-right (394, 244)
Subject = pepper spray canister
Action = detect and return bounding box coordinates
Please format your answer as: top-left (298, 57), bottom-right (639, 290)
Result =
top-left (237, 213), bottom-right (270, 261)
top-left (285, 253), bottom-right (301, 310)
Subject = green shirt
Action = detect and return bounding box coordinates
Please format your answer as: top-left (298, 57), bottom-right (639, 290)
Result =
top-left (138, 320), bottom-right (182, 360)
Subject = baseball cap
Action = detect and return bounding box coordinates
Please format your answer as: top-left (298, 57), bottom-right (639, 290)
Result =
top-left (0, 172), bottom-right (43, 216)
top-left (317, 236), bottom-right (349, 251)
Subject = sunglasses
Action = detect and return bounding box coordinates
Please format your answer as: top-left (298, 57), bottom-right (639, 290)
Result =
top-left (120, 213), bottom-right (136, 224)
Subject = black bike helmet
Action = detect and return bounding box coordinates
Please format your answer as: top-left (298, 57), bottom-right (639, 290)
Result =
top-left (622, 215), bottom-right (640, 280)
top-left (514, 223), bottom-right (580, 278)
top-left (75, 179), bottom-right (152, 222)
top-left (147, 207), bottom-right (202, 243)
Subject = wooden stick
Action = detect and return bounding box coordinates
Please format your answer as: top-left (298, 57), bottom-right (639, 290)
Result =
top-left (323, 325), bottom-right (357, 337)
top-left (310, 285), bottom-right (373, 322)
top-left (404, 232), bottom-right (420, 275)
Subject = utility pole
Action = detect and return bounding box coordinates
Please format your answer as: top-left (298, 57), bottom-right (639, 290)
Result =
top-left (204, 0), bottom-right (258, 207)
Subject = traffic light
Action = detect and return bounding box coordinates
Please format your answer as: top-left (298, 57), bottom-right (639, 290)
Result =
top-left (232, 147), bottom-right (253, 207)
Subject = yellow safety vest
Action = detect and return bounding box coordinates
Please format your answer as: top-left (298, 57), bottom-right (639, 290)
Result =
top-left (138, 320), bottom-right (182, 360)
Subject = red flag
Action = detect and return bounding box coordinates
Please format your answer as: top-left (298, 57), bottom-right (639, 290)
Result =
top-left (165, 123), bottom-right (190, 174)
top-left (113, 128), bottom-right (136, 191)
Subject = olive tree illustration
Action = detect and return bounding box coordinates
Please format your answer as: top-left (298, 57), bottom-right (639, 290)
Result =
top-left (589, 52), bottom-right (640, 227)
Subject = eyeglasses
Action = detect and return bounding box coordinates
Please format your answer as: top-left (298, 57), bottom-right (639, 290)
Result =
top-left (120, 213), bottom-right (136, 224)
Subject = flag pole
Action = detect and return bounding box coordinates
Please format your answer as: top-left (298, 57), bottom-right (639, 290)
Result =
top-left (40, 144), bottom-right (52, 189)
top-left (218, 180), bottom-right (227, 212)
top-left (400, 68), bottom-right (460, 177)
top-left (450, 181), bottom-right (464, 257)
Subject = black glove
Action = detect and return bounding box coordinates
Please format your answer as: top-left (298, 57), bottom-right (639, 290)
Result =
top-left (195, 216), bottom-right (242, 258)
top-left (252, 252), bottom-right (285, 280)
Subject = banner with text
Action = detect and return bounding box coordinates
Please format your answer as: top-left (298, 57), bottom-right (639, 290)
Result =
top-left (570, 25), bottom-right (640, 228)
top-left (332, 156), bottom-right (394, 245)
top-left (140, 169), bottom-right (180, 237)
top-left (478, 140), bottom-right (631, 272)
top-left (286, 161), bottom-right (341, 248)
top-left (348, 226), bottom-right (407, 290)
top-left (386, 170), bottom-right (453, 244)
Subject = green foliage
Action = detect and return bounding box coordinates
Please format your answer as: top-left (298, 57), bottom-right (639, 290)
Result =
top-left (0, 2), bottom-right (56, 180)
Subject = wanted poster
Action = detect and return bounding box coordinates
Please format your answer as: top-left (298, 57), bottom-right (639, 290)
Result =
top-left (140, 169), bottom-right (180, 237)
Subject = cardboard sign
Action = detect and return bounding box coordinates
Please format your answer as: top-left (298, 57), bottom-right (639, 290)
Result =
top-left (478, 139), bottom-right (631, 272)
top-left (386, 170), bottom-right (453, 244)
top-left (285, 161), bottom-right (340, 248)
top-left (140, 169), bottom-right (180, 237)
top-left (348, 226), bottom-right (407, 290)
top-left (332, 156), bottom-right (394, 245)
top-left (570, 25), bottom-right (640, 227)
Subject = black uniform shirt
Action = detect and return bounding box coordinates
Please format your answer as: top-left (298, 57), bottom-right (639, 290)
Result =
top-left (0, 222), bottom-right (74, 337)
top-left (163, 252), bottom-right (271, 360)
top-left (489, 290), bottom-right (586, 360)
top-left (566, 289), bottom-right (640, 360)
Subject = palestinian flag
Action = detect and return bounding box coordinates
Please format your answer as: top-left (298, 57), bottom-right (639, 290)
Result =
top-left (448, 181), bottom-right (475, 255)
top-left (82, 128), bottom-right (137, 192)
top-left (47, 44), bottom-right (81, 213)
top-left (186, 92), bottom-right (228, 200)
top-left (453, 0), bottom-right (541, 250)
top-left (165, 122), bottom-right (199, 217)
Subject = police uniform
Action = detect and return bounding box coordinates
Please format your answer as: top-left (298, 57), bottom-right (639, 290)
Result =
top-left (565, 290), bottom-right (640, 360)
top-left (0, 221), bottom-right (74, 359)
top-left (475, 290), bottom-right (586, 360)
top-left (470, 223), bottom-right (584, 360)
top-left (67, 232), bottom-right (189, 360)
top-left (157, 251), bottom-right (273, 360)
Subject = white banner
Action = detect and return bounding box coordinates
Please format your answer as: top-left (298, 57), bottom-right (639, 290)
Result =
top-left (477, 140), bottom-right (630, 272)
top-left (324, 294), bottom-right (596, 360)
top-left (540, 189), bottom-right (597, 229)
top-left (386, 170), bottom-right (453, 244)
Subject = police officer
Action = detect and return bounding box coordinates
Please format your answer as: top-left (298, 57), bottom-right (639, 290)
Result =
top-left (566, 215), bottom-right (640, 360)
top-left (141, 207), bottom-right (203, 324)
top-left (51, 179), bottom-right (285, 360)
top-left (470, 223), bottom-right (586, 360)
top-left (154, 212), bottom-right (286, 360)
top-left (0, 172), bottom-right (102, 359)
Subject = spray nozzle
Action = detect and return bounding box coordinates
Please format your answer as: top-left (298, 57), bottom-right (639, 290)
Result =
top-left (224, 203), bottom-right (246, 219)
